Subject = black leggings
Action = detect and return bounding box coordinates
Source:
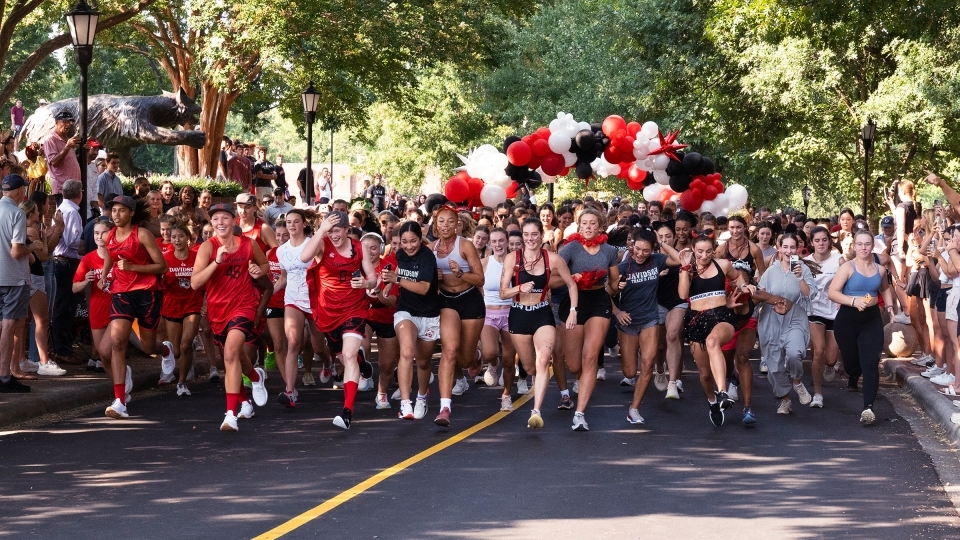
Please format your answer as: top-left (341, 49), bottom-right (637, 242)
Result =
top-left (834, 305), bottom-right (883, 408)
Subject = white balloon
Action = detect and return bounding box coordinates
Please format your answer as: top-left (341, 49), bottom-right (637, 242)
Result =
top-left (648, 139), bottom-right (661, 153)
top-left (700, 200), bottom-right (716, 214)
top-left (725, 184), bottom-right (748, 208)
top-left (549, 118), bottom-right (564, 132)
top-left (548, 132), bottom-right (571, 154)
top-left (475, 144), bottom-right (498, 157)
top-left (466, 163), bottom-right (484, 180)
top-left (578, 121), bottom-right (592, 131)
top-left (719, 208), bottom-right (730, 217)
top-left (636, 159), bottom-right (653, 172)
top-left (562, 151), bottom-right (578, 167)
top-left (643, 157), bottom-right (656, 170)
top-left (492, 152), bottom-right (509, 171)
top-left (492, 172), bottom-right (513, 188)
top-left (633, 147), bottom-right (650, 161)
top-left (714, 193), bottom-right (730, 211)
top-left (653, 169), bottom-right (670, 184)
top-left (640, 121), bottom-right (659, 138)
top-left (608, 164), bottom-right (621, 177)
top-left (642, 183), bottom-right (664, 202)
top-left (535, 167), bottom-right (556, 184)
top-left (652, 154), bottom-right (670, 170)
top-left (480, 184), bottom-right (507, 207)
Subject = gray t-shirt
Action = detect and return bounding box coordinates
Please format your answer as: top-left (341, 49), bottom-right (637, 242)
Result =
top-left (617, 253), bottom-right (667, 321)
top-left (264, 202), bottom-right (295, 226)
top-left (0, 196), bottom-right (28, 286)
top-left (96, 171), bottom-right (123, 200)
top-left (559, 241), bottom-right (621, 282)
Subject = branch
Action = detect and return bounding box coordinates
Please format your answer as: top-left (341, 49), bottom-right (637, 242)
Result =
top-left (0, 0), bottom-right (47, 75)
top-left (833, 86), bottom-right (858, 121)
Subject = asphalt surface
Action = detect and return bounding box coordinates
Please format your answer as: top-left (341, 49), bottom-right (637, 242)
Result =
top-left (1, 354), bottom-right (958, 539)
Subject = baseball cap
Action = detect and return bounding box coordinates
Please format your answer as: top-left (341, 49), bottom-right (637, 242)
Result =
top-left (105, 195), bottom-right (136, 210)
top-left (54, 110), bottom-right (75, 122)
top-left (235, 193), bottom-right (257, 206)
top-left (1, 174), bottom-right (26, 191)
top-left (210, 203), bottom-right (236, 218)
top-left (328, 210), bottom-right (349, 228)
top-left (881, 216), bottom-right (894, 227)
top-left (611, 196), bottom-right (622, 206)
top-left (273, 187), bottom-right (285, 195)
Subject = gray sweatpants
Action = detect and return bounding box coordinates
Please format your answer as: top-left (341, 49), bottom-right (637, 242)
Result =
top-left (765, 327), bottom-right (806, 398)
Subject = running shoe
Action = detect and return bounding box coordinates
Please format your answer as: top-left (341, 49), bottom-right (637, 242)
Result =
top-left (124, 365), bottom-right (133, 395)
top-left (158, 372), bottom-right (176, 385)
top-left (333, 408), bottom-right (352, 430)
top-left (333, 369), bottom-right (344, 389)
top-left (37, 362), bottom-right (66, 376)
top-left (264, 351), bottom-right (277, 371)
top-left (653, 371), bottom-right (668, 392)
top-left (666, 381), bottom-right (680, 400)
top-left (220, 411), bottom-right (239, 432)
top-left (452, 377), bottom-right (469, 396)
top-left (238, 400), bottom-right (255, 419)
top-left (727, 382), bottom-right (739, 402)
top-left (20, 359), bottom-right (39, 372)
top-left (297, 355), bottom-right (303, 369)
top-left (716, 390), bottom-right (734, 411)
top-left (860, 407), bottom-right (876, 425)
top-left (709, 401), bottom-right (724, 426)
top-left (893, 312), bottom-right (911, 325)
top-left (759, 357), bottom-right (768, 374)
top-left (86, 358), bottom-right (96, 371)
top-left (500, 394), bottom-right (514, 411)
top-left (794, 382), bottom-right (812, 405)
top-left (931, 373), bottom-right (957, 386)
top-left (676, 380), bottom-right (684, 393)
top-left (160, 341), bottom-right (175, 375)
top-left (627, 408), bottom-right (644, 425)
top-left (572, 379), bottom-right (579, 394)
top-left (921, 365), bottom-right (945, 378)
top-left (571, 411), bottom-right (589, 431)
top-left (358, 376), bottom-right (375, 392)
top-left (414, 396), bottom-right (428, 420)
top-left (105, 398), bottom-right (128, 419)
top-left (176, 383), bottom-right (191, 396)
top-left (777, 399), bottom-right (792, 415)
top-left (319, 367), bottom-right (333, 384)
top-left (517, 379), bottom-right (529, 394)
top-left (430, 372), bottom-right (435, 384)
top-left (375, 392), bottom-right (390, 409)
top-left (279, 391), bottom-right (297, 409)
top-left (302, 371), bottom-right (316, 386)
top-left (399, 400), bottom-right (414, 419)
top-left (823, 365), bottom-right (836, 382)
top-left (596, 367), bottom-right (607, 381)
top-left (810, 393), bottom-right (823, 408)
top-left (358, 347), bottom-right (372, 379)
top-left (483, 364), bottom-right (497, 386)
top-left (434, 407), bottom-right (451, 427)
top-left (498, 372), bottom-right (504, 387)
top-left (94, 360), bottom-right (105, 373)
top-left (528, 409), bottom-right (544, 429)
top-left (391, 388), bottom-right (401, 401)
top-left (557, 394), bottom-right (574, 410)
top-left (208, 366), bottom-right (221, 382)
top-left (620, 376), bottom-right (637, 387)
top-left (193, 335), bottom-right (203, 351)
top-left (742, 407), bottom-right (757, 426)
top-left (251, 367), bottom-right (268, 406)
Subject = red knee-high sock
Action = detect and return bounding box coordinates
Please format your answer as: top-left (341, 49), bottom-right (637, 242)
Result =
top-left (344, 381), bottom-right (358, 411)
top-left (114, 384), bottom-right (126, 404)
top-left (239, 386), bottom-right (248, 402)
top-left (226, 393), bottom-right (241, 415)
top-left (246, 368), bottom-right (260, 383)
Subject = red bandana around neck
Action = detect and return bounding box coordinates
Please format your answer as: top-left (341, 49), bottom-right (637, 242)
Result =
top-left (568, 232), bottom-right (608, 248)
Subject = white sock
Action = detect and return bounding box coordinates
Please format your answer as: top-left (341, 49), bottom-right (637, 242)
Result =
top-left (440, 398), bottom-right (452, 410)
top-left (417, 392), bottom-right (427, 400)
top-left (560, 389), bottom-right (570, 398)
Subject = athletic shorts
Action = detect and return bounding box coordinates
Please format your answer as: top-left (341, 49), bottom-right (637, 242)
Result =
top-left (213, 315), bottom-right (257, 347)
top-left (324, 316), bottom-right (366, 354)
top-left (484, 308), bottom-right (510, 332)
top-left (559, 288), bottom-right (612, 325)
top-left (509, 301), bottom-right (555, 335)
top-left (809, 315), bottom-right (835, 332)
top-left (439, 286), bottom-right (485, 320)
top-left (0, 284), bottom-right (30, 320)
top-left (946, 287), bottom-right (960, 322)
top-left (163, 312), bottom-right (201, 324)
top-left (394, 310), bottom-right (439, 342)
top-left (30, 275), bottom-right (45, 297)
top-left (368, 320), bottom-right (397, 339)
top-left (929, 280), bottom-right (941, 310)
top-left (265, 307), bottom-right (285, 319)
top-left (721, 317), bottom-right (757, 351)
top-left (110, 290), bottom-right (162, 331)
top-left (684, 306), bottom-right (736, 346)
top-left (657, 302), bottom-right (688, 326)
top-left (616, 318), bottom-right (658, 336)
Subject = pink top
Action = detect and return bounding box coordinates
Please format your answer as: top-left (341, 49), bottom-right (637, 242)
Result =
top-left (42, 131), bottom-right (81, 195)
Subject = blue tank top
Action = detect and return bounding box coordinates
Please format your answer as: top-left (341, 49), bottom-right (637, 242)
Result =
top-left (841, 262), bottom-right (882, 297)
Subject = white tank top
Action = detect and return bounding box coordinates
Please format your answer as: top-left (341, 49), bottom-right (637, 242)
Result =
top-left (434, 236), bottom-right (471, 275)
top-left (277, 237), bottom-right (312, 312)
top-left (483, 256), bottom-right (510, 307)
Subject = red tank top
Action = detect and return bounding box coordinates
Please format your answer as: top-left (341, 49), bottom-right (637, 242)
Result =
top-left (368, 254), bottom-right (399, 324)
top-left (242, 218), bottom-right (269, 254)
top-left (161, 249), bottom-right (205, 317)
top-left (73, 251), bottom-right (113, 329)
top-left (106, 225), bottom-right (161, 292)
top-left (266, 247), bottom-right (285, 309)
top-left (308, 236), bottom-right (367, 332)
top-left (204, 236), bottom-right (260, 331)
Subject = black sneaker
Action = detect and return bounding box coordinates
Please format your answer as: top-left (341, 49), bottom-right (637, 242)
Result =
top-left (709, 401), bottom-right (724, 426)
top-left (333, 407), bottom-right (352, 430)
top-left (716, 391), bottom-right (734, 410)
top-left (557, 394), bottom-right (574, 410)
top-left (0, 376), bottom-right (30, 393)
top-left (358, 348), bottom-right (373, 379)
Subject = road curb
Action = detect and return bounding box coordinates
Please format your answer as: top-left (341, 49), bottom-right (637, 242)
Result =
top-left (883, 358), bottom-right (960, 445)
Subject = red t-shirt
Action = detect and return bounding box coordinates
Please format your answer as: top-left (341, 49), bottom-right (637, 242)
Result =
top-left (106, 226), bottom-right (161, 292)
top-left (161, 249), bottom-right (205, 318)
top-left (203, 235), bottom-right (261, 335)
top-left (368, 254), bottom-right (399, 325)
top-left (73, 251), bottom-right (113, 330)
top-left (308, 236), bottom-right (367, 333)
top-left (266, 247), bottom-right (285, 309)
top-left (156, 238), bottom-right (175, 255)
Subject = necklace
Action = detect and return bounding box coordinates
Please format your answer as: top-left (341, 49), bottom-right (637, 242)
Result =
top-left (522, 248), bottom-right (543, 271)
top-left (728, 238), bottom-right (747, 258)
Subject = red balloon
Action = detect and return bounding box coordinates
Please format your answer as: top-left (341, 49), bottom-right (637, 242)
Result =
top-left (703, 185), bottom-right (718, 201)
top-left (444, 177), bottom-right (470, 203)
top-left (541, 153), bottom-right (565, 176)
top-left (617, 166), bottom-right (631, 179)
top-left (506, 181), bottom-right (520, 199)
top-left (659, 189), bottom-right (675, 204)
top-left (692, 187), bottom-right (703, 199)
top-left (679, 189), bottom-right (703, 211)
top-left (627, 122), bottom-right (641, 136)
top-left (521, 135), bottom-right (533, 145)
top-left (603, 147), bottom-right (618, 163)
top-left (626, 178), bottom-right (643, 191)
top-left (535, 127), bottom-right (551, 140)
top-left (690, 178), bottom-right (704, 191)
top-left (559, 167), bottom-right (570, 177)
top-left (455, 171), bottom-right (471, 183)
top-left (527, 155), bottom-right (542, 171)
top-left (506, 141), bottom-right (532, 167)
top-left (602, 115), bottom-right (627, 137)
top-left (531, 138), bottom-right (550, 157)
top-left (627, 164), bottom-right (646, 183)
top-left (714, 181), bottom-right (724, 193)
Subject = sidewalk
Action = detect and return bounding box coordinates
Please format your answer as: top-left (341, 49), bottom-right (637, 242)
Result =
top-left (883, 357), bottom-right (960, 445)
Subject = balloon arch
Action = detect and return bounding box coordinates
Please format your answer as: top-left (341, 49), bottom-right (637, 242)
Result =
top-left (443, 112), bottom-right (748, 215)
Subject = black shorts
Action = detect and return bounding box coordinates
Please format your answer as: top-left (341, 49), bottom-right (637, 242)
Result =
top-left (213, 315), bottom-right (257, 347)
top-left (163, 312), bottom-right (201, 324)
top-left (559, 288), bottom-right (612, 325)
top-left (509, 301), bottom-right (555, 335)
top-left (325, 317), bottom-right (366, 354)
top-left (368, 320), bottom-right (397, 339)
top-left (111, 290), bottom-right (163, 331)
top-left (929, 280), bottom-right (941, 310)
top-left (439, 286), bottom-right (485, 320)
top-left (936, 287), bottom-right (951, 313)
top-left (809, 315), bottom-right (835, 332)
top-left (265, 307), bottom-right (285, 319)
top-left (684, 306), bottom-right (736, 345)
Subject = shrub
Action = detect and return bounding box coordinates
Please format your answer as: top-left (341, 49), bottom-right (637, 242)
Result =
top-left (120, 175), bottom-right (244, 197)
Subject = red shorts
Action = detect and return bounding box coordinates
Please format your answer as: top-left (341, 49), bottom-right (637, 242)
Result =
top-left (324, 317), bottom-right (366, 354)
top-left (110, 290), bottom-right (163, 331)
top-left (721, 317), bottom-right (757, 352)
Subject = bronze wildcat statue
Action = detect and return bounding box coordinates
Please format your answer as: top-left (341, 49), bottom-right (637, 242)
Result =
top-left (18, 88), bottom-right (206, 175)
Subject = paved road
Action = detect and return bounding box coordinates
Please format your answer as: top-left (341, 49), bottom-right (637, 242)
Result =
top-left (1, 355), bottom-right (958, 539)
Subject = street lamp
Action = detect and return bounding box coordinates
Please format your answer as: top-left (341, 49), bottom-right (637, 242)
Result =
top-left (861, 118), bottom-right (876, 219)
top-left (301, 82), bottom-right (320, 204)
top-left (802, 183), bottom-right (811, 216)
top-left (65, 0), bottom-right (99, 224)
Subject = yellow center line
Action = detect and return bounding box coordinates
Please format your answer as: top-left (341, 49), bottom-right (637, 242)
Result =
top-left (252, 392), bottom-right (534, 540)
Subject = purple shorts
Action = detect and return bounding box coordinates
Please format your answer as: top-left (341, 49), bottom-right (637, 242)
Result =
top-left (484, 308), bottom-right (510, 332)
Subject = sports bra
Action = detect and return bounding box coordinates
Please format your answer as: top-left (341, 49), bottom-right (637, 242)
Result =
top-left (725, 241), bottom-right (755, 274)
top-left (483, 256), bottom-right (511, 307)
top-left (689, 260), bottom-right (726, 303)
top-left (841, 262), bottom-right (882, 297)
top-left (434, 236), bottom-right (471, 275)
top-left (513, 249), bottom-right (551, 302)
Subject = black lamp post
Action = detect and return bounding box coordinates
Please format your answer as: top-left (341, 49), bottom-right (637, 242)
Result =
top-left (861, 118), bottom-right (876, 219)
top-left (802, 183), bottom-right (811, 216)
top-left (65, 0), bottom-right (99, 224)
top-left (301, 83), bottom-right (320, 204)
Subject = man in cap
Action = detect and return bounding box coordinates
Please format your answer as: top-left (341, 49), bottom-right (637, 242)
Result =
top-left (263, 187), bottom-right (294, 227)
top-left (50, 179), bottom-right (85, 364)
top-left (42, 110), bottom-right (81, 204)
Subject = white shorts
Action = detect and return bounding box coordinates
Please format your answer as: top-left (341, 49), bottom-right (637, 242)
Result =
top-left (30, 275), bottom-right (45, 297)
top-left (394, 311), bottom-right (439, 341)
top-left (946, 288), bottom-right (960, 322)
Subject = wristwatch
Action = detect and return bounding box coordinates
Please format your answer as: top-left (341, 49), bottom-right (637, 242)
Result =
top-left (570, 306), bottom-right (578, 312)
top-left (395, 275), bottom-right (401, 284)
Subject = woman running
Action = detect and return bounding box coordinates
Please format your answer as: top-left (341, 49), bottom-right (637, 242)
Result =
top-left (501, 218), bottom-right (578, 428)
top-left (482, 228), bottom-right (515, 409)
top-left (362, 231), bottom-right (400, 409)
top-left (431, 205), bottom-right (485, 427)
top-left (381, 221), bottom-right (440, 421)
top-left (805, 226), bottom-right (842, 407)
top-left (192, 204), bottom-right (271, 431)
top-left (653, 220), bottom-right (687, 399)
top-left (827, 228), bottom-right (895, 424)
top-left (197, 222), bottom-right (222, 381)
top-left (160, 218), bottom-right (205, 395)
top-left (98, 196), bottom-right (170, 419)
top-left (264, 221), bottom-right (289, 396)
top-left (73, 218), bottom-right (114, 374)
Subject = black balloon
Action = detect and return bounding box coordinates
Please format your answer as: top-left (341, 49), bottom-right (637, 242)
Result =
top-left (701, 156), bottom-right (715, 175)
top-left (526, 170), bottom-right (543, 190)
top-left (682, 152), bottom-right (703, 175)
top-left (505, 163), bottom-right (526, 181)
top-left (665, 159), bottom-right (684, 176)
top-left (642, 173), bottom-right (655, 187)
top-left (575, 162), bottom-right (593, 179)
top-left (669, 173), bottom-right (692, 193)
top-left (591, 123), bottom-right (603, 132)
top-left (503, 136), bottom-right (521, 154)
top-left (424, 194), bottom-right (449, 215)
top-left (575, 129), bottom-right (596, 149)
top-left (569, 140), bottom-right (580, 153)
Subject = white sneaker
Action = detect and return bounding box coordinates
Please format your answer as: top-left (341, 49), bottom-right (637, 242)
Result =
top-left (238, 400), bottom-right (255, 419)
top-left (794, 382), bottom-right (812, 405)
top-left (483, 364), bottom-right (497, 386)
top-left (399, 400), bottom-right (414, 419)
top-left (391, 388), bottom-right (402, 401)
top-left (893, 312), bottom-right (912, 325)
top-left (302, 371), bottom-right (316, 386)
top-left (251, 367), bottom-right (268, 406)
top-left (160, 341), bottom-right (176, 375)
top-left (124, 365), bottom-right (133, 395)
top-left (176, 383), bottom-right (191, 396)
top-left (572, 411), bottom-right (589, 431)
top-left (727, 383), bottom-right (739, 402)
top-left (38, 362), bottom-right (66, 376)
top-left (620, 376), bottom-right (637, 387)
top-left (823, 365), bottom-right (836, 382)
top-left (376, 393), bottom-right (390, 409)
top-left (931, 373), bottom-right (956, 386)
top-left (922, 365), bottom-right (946, 378)
top-left (413, 396), bottom-right (428, 419)
top-left (193, 335), bottom-right (203, 351)
top-left (627, 408), bottom-right (644, 424)
top-left (666, 381), bottom-right (680, 399)
top-left (500, 394), bottom-right (514, 411)
top-left (158, 372), bottom-right (176, 385)
top-left (653, 371), bottom-right (668, 391)
top-left (517, 378), bottom-right (529, 394)
top-left (759, 358), bottom-right (768, 374)
top-left (208, 366), bottom-right (221, 382)
top-left (452, 377), bottom-right (469, 396)
top-left (498, 371), bottom-right (504, 387)
top-left (358, 376), bottom-right (375, 392)
top-left (676, 380), bottom-right (684, 393)
top-left (596, 367), bottom-right (607, 381)
top-left (20, 359), bottom-right (39, 373)
top-left (572, 379), bottom-right (579, 394)
top-left (185, 365), bottom-right (195, 382)
top-left (777, 399), bottom-right (792, 415)
top-left (105, 398), bottom-right (129, 419)
top-left (860, 408), bottom-right (876, 425)
top-left (220, 411), bottom-right (239, 431)
top-left (810, 393), bottom-right (823, 408)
